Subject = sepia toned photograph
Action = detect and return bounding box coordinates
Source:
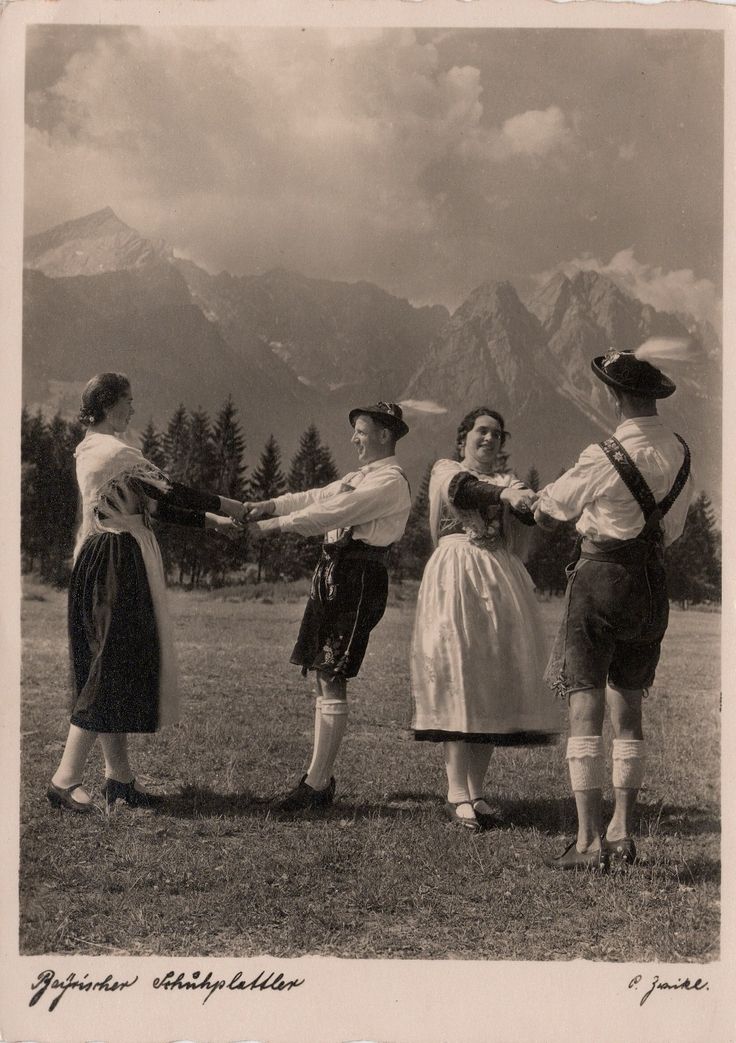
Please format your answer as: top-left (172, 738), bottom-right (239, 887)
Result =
top-left (1, 2), bottom-right (730, 1041)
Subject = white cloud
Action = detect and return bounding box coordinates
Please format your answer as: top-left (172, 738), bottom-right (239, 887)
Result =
top-left (400, 399), bottom-right (448, 414)
top-left (459, 104), bottom-right (576, 164)
top-left (24, 28), bottom-right (578, 257)
top-left (27, 26), bottom-right (718, 315)
top-left (535, 248), bottom-right (721, 330)
top-left (501, 106), bottom-right (575, 157)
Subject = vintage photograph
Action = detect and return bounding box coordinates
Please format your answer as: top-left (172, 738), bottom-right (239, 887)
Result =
top-left (2, 2), bottom-right (728, 1040)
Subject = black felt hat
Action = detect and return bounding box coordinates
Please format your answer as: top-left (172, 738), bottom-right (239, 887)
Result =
top-left (348, 401), bottom-right (409, 439)
top-left (591, 349), bottom-right (676, 399)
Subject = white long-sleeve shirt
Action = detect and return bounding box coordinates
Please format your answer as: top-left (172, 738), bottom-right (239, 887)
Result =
top-left (536, 416), bottom-right (693, 547)
top-left (256, 455), bottom-right (411, 546)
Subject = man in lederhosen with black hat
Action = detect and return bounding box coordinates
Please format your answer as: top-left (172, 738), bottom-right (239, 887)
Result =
top-left (245, 402), bottom-right (411, 812)
top-left (533, 343), bottom-right (693, 871)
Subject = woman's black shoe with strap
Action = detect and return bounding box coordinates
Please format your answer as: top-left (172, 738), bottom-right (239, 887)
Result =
top-left (102, 778), bottom-right (161, 810)
top-left (46, 782), bottom-right (101, 815)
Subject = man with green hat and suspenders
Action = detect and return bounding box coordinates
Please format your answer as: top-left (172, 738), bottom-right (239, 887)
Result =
top-left (534, 343), bottom-right (694, 871)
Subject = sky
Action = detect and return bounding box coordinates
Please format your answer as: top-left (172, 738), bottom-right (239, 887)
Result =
top-left (24, 25), bottom-right (723, 325)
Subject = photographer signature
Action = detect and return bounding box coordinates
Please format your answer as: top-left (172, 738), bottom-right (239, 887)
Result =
top-left (628, 973), bottom-right (709, 1007)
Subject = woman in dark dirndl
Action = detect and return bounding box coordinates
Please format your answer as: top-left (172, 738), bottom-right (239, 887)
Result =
top-left (47, 373), bottom-right (244, 814)
top-left (410, 408), bottom-right (561, 831)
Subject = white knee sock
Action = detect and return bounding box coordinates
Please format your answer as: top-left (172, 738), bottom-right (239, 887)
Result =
top-left (566, 736), bottom-right (605, 791)
top-left (305, 698), bottom-right (348, 791)
top-left (466, 743), bottom-right (494, 802)
top-left (612, 739), bottom-right (646, 789)
top-left (444, 741), bottom-right (472, 807)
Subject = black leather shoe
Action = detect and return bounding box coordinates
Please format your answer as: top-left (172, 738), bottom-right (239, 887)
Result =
top-left (102, 778), bottom-right (161, 810)
top-left (274, 774), bottom-right (336, 813)
top-left (46, 782), bottom-right (101, 815)
top-left (470, 798), bottom-right (502, 831)
top-left (445, 801), bottom-right (480, 832)
top-left (603, 836), bottom-right (637, 866)
top-left (545, 839), bottom-right (609, 873)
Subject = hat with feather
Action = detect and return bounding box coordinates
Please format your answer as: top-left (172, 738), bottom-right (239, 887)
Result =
top-left (591, 338), bottom-right (694, 399)
top-left (348, 401), bottom-right (409, 439)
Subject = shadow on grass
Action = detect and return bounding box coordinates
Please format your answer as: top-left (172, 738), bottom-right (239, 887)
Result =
top-left (156, 787), bottom-right (721, 847)
top-left (665, 856), bottom-right (721, 885)
top-left (638, 801), bottom-right (721, 837)
top-left (161, 785), bottom-right (421, 822)
top-left (160, 785), bottom-right (461, 823)
top-left (349, 790), bottom-right (576, 831)
top-left (159, 785), bottom-right (271, 819)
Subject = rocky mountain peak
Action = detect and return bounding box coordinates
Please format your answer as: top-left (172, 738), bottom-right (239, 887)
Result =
top-left (529, 267), bottom-right (644, 353)
top-left (24, 206), bottom-right (173, 278)
top-left (449, 280), bottom-right (540, 341)
top-left (459, 278), bottom-right (520, 311)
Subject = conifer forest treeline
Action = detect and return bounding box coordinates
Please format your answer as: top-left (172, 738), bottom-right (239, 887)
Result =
top-left (20, 402), bottom-right (721, 605)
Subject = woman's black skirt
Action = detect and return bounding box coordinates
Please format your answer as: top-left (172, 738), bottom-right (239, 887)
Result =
top-left (68, 531), bottom-right (160, 733)
top-left (291, 545), bottom-right (389, 679)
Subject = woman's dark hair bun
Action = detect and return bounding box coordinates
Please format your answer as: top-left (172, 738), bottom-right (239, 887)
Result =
top-left (78, 373), bottom-right (130, 427)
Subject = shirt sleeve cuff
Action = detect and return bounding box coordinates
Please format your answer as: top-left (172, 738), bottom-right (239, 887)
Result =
top-left (535, 495), bottom-right (569, 520)
top-left (257, 517), bottom-right (289, 533)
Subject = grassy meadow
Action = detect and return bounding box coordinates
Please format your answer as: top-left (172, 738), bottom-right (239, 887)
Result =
top-left (20, 580), bottom-right (720, 961)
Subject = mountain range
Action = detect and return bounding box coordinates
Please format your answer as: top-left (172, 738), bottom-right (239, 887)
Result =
top-left (22, 208), bottom-right (721, 502)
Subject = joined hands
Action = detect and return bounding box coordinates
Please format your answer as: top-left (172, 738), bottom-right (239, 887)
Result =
top-left (241, 500), bottom-right (276, 521)
top-left (500, 486), bottom-right (539, 514)
top-left (499, 486), bottom-right (563, 530)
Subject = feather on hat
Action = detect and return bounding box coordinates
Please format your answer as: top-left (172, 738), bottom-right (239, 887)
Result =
top-left (591, 337), bottom-right (695, 399)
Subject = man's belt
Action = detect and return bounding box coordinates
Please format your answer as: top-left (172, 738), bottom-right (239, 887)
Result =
top-left (321, 540), bottom-right (390, 565)
top-left (579, 534), bottom-right (662, 566)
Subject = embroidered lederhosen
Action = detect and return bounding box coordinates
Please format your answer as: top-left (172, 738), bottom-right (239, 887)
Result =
top-left (292, 464), bottom-right (411, 678)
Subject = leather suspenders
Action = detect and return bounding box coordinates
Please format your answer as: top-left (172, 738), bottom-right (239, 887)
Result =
top-left (598, 433), bottom-right (691, 537)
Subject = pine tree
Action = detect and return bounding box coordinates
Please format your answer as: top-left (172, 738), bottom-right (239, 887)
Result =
top-left (186, 408), bottom-right (216, 489)
top-left (209, 398), bottom-right (249, 584)
top-left (250, 434), bottom-right (288, 581)
top-left (178, 407), bottom-right (216, 587)
top-left (28, 414), bottom-right (81, 585)
top-left (251, 434), bottom-right (287, 501)
top-left (211, 396), bottom-right (247, 498)
top-left (140, 419), bottom-right (166, 469)
top-left (283, 425), bottom-right (339, 578)
top-left (21, 406), bottom-right (46, 464)
top-left (159, 405), bottom-right (193, 584)
top-left (666, 492), bottom-right (721, 606)
top-left (288, 424), bottom-right (338, 491)
top-left (21, 458), bottom-right (43, 573)
top-left (162, 404), bottom-right (191, 481)
top-left (20, 409), bottom-right (49, 572)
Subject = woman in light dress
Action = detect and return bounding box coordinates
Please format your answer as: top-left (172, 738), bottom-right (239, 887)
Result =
top-left (410, 407), bottom-right (560, 831)
top-left (47, 372), bottom-right (243, 814)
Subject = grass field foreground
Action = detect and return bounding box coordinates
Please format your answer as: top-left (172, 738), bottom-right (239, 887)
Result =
top-left (20, 582), bottom-right (720, 961)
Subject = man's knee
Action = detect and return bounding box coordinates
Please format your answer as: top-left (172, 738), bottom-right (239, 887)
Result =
top-left (607, 685), bottom-right (644, 739)
top-left (568, 688), bottom-right (606, 734)
top-left (316, 672), bottom-right (347, 701)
